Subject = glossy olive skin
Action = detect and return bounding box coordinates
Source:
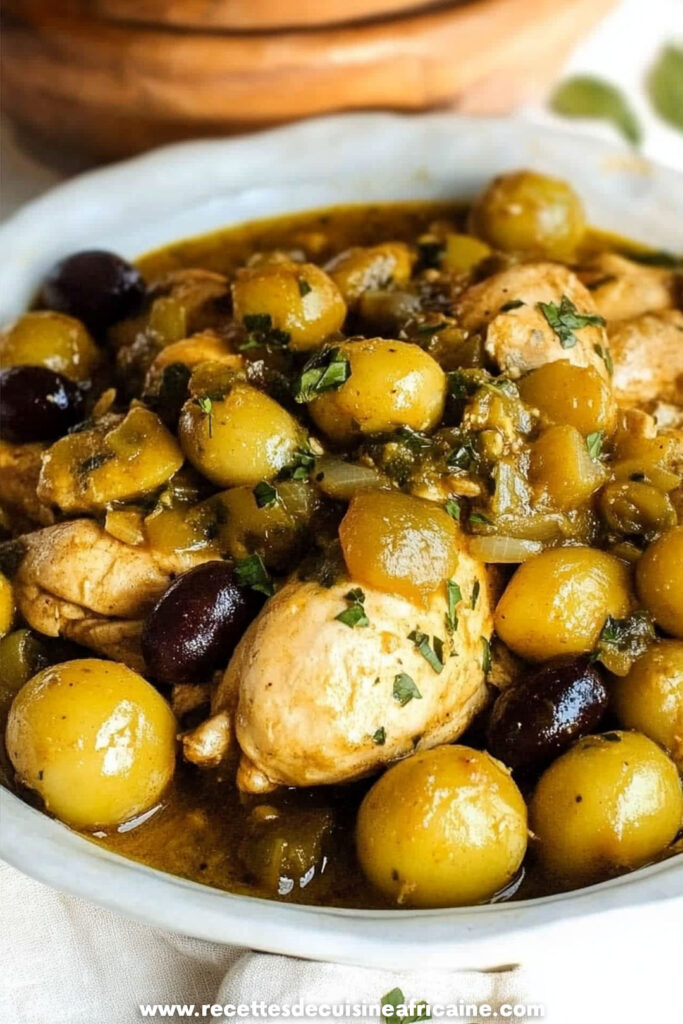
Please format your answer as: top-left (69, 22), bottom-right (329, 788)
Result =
top-left (40, 250), bottom-right (146, 333)
top-left (487, 657), bottom-right (608, 773)
top-left (0, 365), bottom-right (84, 443)
top-left (142, 561), bottom-right (263, 686)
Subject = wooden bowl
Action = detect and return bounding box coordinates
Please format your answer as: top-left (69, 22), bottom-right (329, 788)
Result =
top-left (86, 0), bottom-right (445, 31)
top-left (2, 0), bottom-right (617, 165)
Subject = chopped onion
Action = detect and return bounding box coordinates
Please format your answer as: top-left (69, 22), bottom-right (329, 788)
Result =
top-left (468, 534), bottom-right (543, 564)
top-left (314, 457), bottom-right (386, 501)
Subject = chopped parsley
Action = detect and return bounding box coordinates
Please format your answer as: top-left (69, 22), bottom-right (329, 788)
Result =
top-left (408, 629), bottom-right (445, 674)
top-left (293, 347), bottom-right (351, 403)
top-left (586, 431), bottom-right (604, 460)
top-left (447, 370), bottom-right (479, 400)
top-left (280, 447), bottom-right (315, 481)
top-left (335, 588), bottom-right (369, 628)
top-left (593, 611), bottom-right (654, 668)
top-left (447, 440), bottom-right (478, 471)
top-left (481, 636), bottom-right (492, 674)
top-left (500, 299), bottom-right (526, 312)
top-left (469, 512), bottom-right (493, 527)
top-left (372, 727), bottom-right (386, 746)
top-left (253, 481), bottom-right (279, 509)
top-left (240, 312), bottom-right (291, 350)
top-left (194, 395), bottom-right (214, 437)
top-left (594, 343), bottom-right (614, 375)
top-left (298, 277), bottom-right (312, 297)
top-left (234, 554), bottom-right (274, 596)
top-left (445, 579), bottom-right (462, 633)
top-left (79, 453), bottom-right (112, 474)
top-left (537, 295), bottom-right (606, 349)
top-left (445, 498), bottom-right (461, 521)
top-left (394, 425), bottom-right (433, 451)
top-left (471, 579), bottom-right (480, 609)
top-left (393, 672), bottom-right (422, 707)
top-left (416, 319), bottom-right (449, 335)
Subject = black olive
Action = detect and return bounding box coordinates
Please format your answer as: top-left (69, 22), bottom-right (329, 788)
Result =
top-left (40, 250), bottom-right (146, 333)
top-left (486, 656), bottom-right (608, 774)
top-left (0, 365), bottom-right (84, 443)
top-left (141, 561), bottom-right (263, 686)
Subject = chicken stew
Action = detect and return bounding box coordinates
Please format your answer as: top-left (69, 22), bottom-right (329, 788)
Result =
top-left (1, 170), bottom-right (682, 909)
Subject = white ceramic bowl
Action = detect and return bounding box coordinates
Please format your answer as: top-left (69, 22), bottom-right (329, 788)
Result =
top-left (1, 114), bottom-right (681, 969)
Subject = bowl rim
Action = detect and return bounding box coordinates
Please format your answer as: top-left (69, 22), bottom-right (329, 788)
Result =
top-left (1, 111), bottom-right (681, 967)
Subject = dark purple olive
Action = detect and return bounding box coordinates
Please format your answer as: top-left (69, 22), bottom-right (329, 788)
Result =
top-left (486, 657), bottom-right (608, 774)
top-left (0, 365), bottom-right (84, 443)
top-left (142, 561), bottom-right (263, 686)
top-left (40, 250), bottom-right (146, 333)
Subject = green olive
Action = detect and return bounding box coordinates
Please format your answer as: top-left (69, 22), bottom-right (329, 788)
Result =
top-left (469, 170), bottom-right (586, 259)
top-left (308, 338), bottom-right (446, 444)
top-left (494, 547), bottom-right (633, 662)
top-left (0, 311), bottom-right (100, 382)
top-left (178, 382), bottom-right (303, 487)
top-left (530, 731), bottom-right (683, 885)
top-left (5, 659), bottom-right (177, 829)
top-left (356, 745), bottom-right (527, 907)
top-left (0, 572), bottom-right (14, 637)
top-left (232, 261), bottom-right (346, 351)
top-left (612, 641), bottom-right (683, 769)
top-left (636, 527), bottom-right (683, 638)
top-left (518, 362), bottom-right (617, 437)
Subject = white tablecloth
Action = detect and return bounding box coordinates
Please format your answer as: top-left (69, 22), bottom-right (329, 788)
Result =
top-left (1, 1), bottom-right (682, 1021)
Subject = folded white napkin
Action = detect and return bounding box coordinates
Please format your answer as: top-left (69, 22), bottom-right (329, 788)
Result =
top-left (2, 860), bottom-right (681, 1024)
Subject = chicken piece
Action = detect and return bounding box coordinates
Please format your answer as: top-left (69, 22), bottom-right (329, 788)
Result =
top-left (579, 253), bottom-right (675, 322)
top-left (12, 519), bottom-right (211, 660)
top-left (215, 556), bottom-right (494, 792)
top-left (182, 711), bottom-right (232, 768)
top-left (609, 310), bottom-right (683, 408)
top-left (455, 262), bottom-right (609, 379)
top-left (0, 441), bottom-right (54, 527)
top-left (63, 618), bottom-right (147, 673)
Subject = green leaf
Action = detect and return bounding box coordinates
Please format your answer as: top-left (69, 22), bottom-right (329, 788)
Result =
top-left (372, 726), bottom-right (386, 746)
top-left (481, 636), bottom-right (492, 674)
top-left (445, 498), bottom-right (461, 521)
top-left (586, 431), bottom-right (604, 460)
top-left (252, 481), bottom-right (279, 509)
top-left (551, 75), bottom-right (642, 145)
top-left (648, 46), bottom-right (683, 133)
top-left (293, 347), bottom-right (351, 403)
top-left (298, 277), bottom-right (313, 297)
top-left (243, 313), bottom-right (272, 332)
top-left (471, 579), bottom-right (480, 609)
top-left (408, 629), bottom-right (445, 674)
top-left (393, 672), bottom-right (422, 707)
top-left (194, 395), bottom-right (214, 438)
top-left (394, 425), bottom-right (433, 451)
top-left (538, 295), bottom-right (606, 349)
top-left (234, 554), bottom-right (274, 596)
top-left (280, 447), bottom-right (315, 481)
top-left (445, 578), bottom-right (462, 634)
top-left (500, 299), bottom-right (526, 312)
top-left (593, 343), bottom-right (614, 376)
top-left (335, 588), bottom-right (370, 628)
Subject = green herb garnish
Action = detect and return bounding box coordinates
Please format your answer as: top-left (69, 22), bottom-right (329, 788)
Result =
top-left (445, 498), bottom-right (461, 521)
top-left (298, 277), bottom-right (312, 297)
top-left (538, 295), bottom-right (606, 349)
top-left (335, 588), bottom-right (369, 628)
top-left (448, 440), bottom-right (477, 471)
top-left (234, 554), bottom-right (274, 596)
top-left (481, 636), bottom-right (492, 674)
top-left (194, 395), bottom-right (214, 438)
top-left (594, 343), bottom-right (614, 376)
top-left (408, 629), bottom-right (445, 674)
top-left (593, 611), bottom-right (655, 672)
top-left (240, 312), bottom-right (291, 350)
top-left (381, 988), bottom-right (431, 1023)
top-left (280, 447), bottom-right (315, 481)
top-left (551, 75), bottom-right (642, 145)
top-left (293, 347), bottom-right (351, 403)
top-left (395, 426), bottom-right (433, 451)
top-left (500, 299), bottom-right (526, 312)
top-left (445, 579), bottom-right (462, 633)
top-left (469, 512), bottom-right (493, 526)
top-left (586, 431), bottom-right (604, 460)
top-left (471, 579), bottom-right (480, 609)
top-left (253, 481), bottom-right (279, 509)
top-left (372, 727), bottom-right (386, 746)
top-left (393, 672), bottom-right (422, 707)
